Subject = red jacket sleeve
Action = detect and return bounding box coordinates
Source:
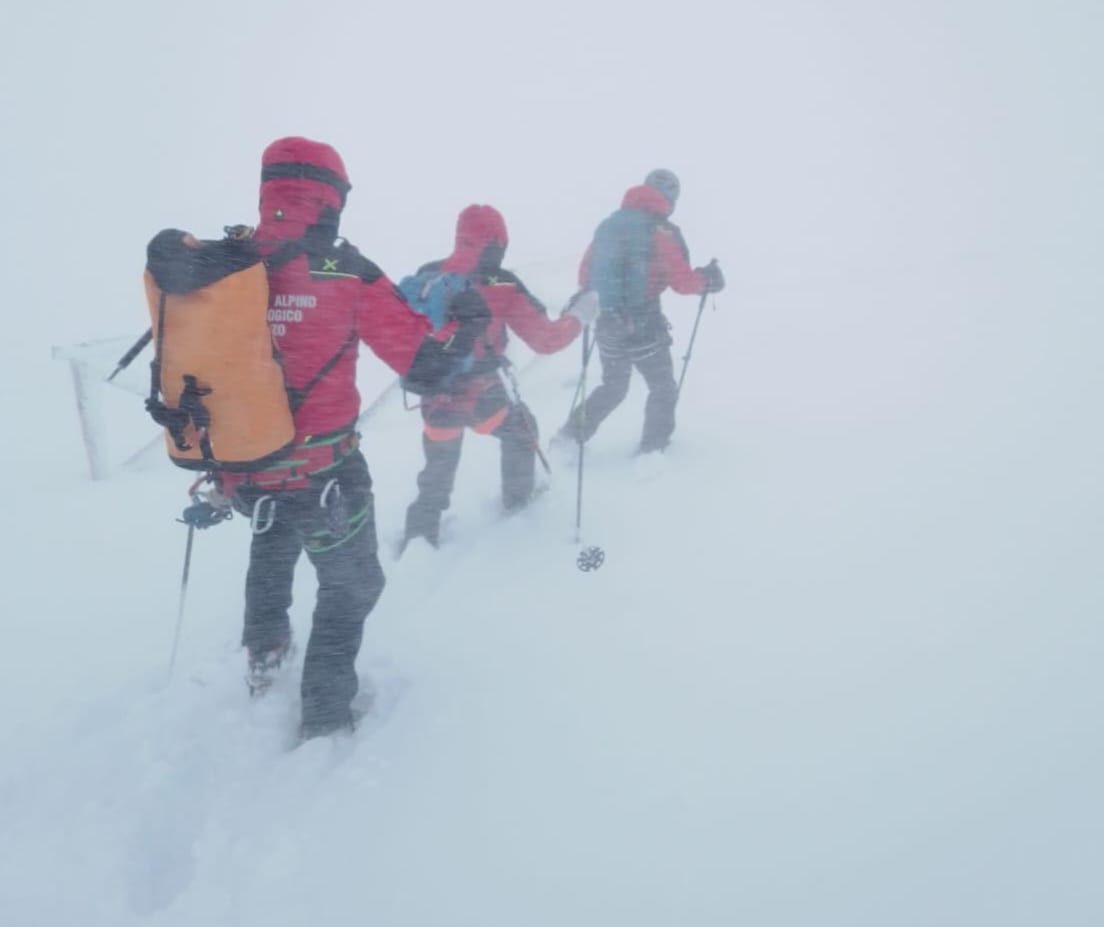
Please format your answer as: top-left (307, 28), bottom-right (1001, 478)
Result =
top-left (483, 283), bottom-right (582, 355)
top-left (655, 226), bottom-right (707, 295)
top-left (355, 277), bottom-right (434, 375)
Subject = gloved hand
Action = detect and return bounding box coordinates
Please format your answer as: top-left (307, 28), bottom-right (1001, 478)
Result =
top-left (179, 484), bottom-right (233, 529)
top-left (446, 288), bottom-right (492, 356)
top-left (179, 499), bottom-right (232, 529)
top-left (223, 224), bottom-right (255, 241)
top-left (563, 289), bottom-right (600, 326)
top-left (195, 484), bottom-right (233, 510)
top-left (697, 259), bottom-right (725, 294)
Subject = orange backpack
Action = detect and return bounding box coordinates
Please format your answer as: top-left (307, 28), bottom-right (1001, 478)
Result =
top-left (143, 230), bottom-right (295, 471)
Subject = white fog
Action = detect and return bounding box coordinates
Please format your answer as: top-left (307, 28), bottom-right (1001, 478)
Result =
top-left (1, 1), bottom-right (1101, 924)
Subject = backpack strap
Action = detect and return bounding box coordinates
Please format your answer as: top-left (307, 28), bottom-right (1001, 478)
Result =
top-left (264, 239), bottom-right (305, 272)
top-left (146, 292), bottom-right (181, 445)
top-left (177, 375), bottom-right (215, 460)
top-left (265, 229), bottom-right (358, 414)
top-left (145, 290), bottom-right (215, 459)
top-left (286, 328), bottom-right (358, 413)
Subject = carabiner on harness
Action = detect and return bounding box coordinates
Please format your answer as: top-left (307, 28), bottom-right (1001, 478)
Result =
top-left (319, 478), bottom-right (350, 536)
top-left (319, 478), bottom-right (341, 509)
top-left (251, 495), bottom-right (276, 535)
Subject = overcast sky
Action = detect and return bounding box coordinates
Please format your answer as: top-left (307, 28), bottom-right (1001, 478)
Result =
top-left (1, 1), bottom-right (1100, 520)
top-left (4, 0), bottom-right (1099, 345)
top-left (0, 7), bottom-right (1101, 920)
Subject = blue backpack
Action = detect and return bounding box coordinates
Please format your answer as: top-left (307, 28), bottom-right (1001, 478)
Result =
top-left (398, 268), bottom-right (477, 380)
top-left (587, 208), bottom-right (663, 315)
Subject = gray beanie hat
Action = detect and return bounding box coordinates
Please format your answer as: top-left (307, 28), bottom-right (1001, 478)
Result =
top-left (644, 168), bottom-right (680, 206)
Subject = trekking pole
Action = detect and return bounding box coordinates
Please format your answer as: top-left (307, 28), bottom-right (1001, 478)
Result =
top-left (107, 328), bottom-right (152, 382)
top-left (565, 331), bottom-right (598, 423)
top-left (492, 350), bottom-right (551, 475)
top-left (575, 325), bottom-right (590, 543)
top-left (572, 325), bottom-right (605, 571)
top-left (167, 522), bottom-right (196, 681)
top-left (165, 479), bottom-right (231, 681)
top-left (675, 290), bottom-right (712, 402)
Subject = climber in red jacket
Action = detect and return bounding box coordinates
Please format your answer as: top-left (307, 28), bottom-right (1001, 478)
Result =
top-left (220, 137), bottom-right (490, 738)
top-left (401, 204), bottom-right (598, 550)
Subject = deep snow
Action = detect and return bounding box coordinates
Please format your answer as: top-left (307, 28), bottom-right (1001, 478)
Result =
top-left (2, 1), bottom-right (1103, 925)
top-left (5, 248), bottom-right (1103, 925)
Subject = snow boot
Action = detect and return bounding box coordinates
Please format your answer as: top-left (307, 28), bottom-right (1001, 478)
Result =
top-left (401, 499), bottom-right (442, 551)
top-left (246, 637), bottom-right (293, 696)
top-left (297, 709), bottom-right (357, 743)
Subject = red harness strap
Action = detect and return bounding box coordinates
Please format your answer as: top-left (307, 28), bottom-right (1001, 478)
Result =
top-left (219, 429), bottom-right (359, 494)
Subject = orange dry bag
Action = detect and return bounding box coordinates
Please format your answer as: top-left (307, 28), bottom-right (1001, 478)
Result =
top-left (143, 229), bottom-right (295, 471)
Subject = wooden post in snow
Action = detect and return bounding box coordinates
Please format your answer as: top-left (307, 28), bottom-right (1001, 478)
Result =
top-left (67, 356), bottom-right (110, 481)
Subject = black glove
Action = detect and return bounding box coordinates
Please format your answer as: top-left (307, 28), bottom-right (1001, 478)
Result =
top-left (223, 224), bottom-right (255, 241)
top-left (446, 288), bottom-right (492, 356)
top-left (697, 260), bottom-right (725, 294)
top-left (146, 229), bottom-right (259, 294)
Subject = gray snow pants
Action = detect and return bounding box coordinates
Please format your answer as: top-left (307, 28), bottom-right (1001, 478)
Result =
top-left (566, 311), bottom-right (678, 452)
top-left (238, 450), bottom-right (384, 734)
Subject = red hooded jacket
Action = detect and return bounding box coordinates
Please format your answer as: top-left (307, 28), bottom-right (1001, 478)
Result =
top-left (579, 185), bottom-right (707, 299)
top-left (253, 138), bottom-right (434, 442)
top-left (428, 204), bottom-right (581, 378)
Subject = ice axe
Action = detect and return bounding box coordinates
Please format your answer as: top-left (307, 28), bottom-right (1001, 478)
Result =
top-left (108, 328), bottom-right (152, 382)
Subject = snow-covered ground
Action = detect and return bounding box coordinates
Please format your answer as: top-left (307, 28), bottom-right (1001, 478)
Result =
top-left (5, 247), bottom-right (1102, 925)
top-left (2, 2), bottom-right (1102, 925)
